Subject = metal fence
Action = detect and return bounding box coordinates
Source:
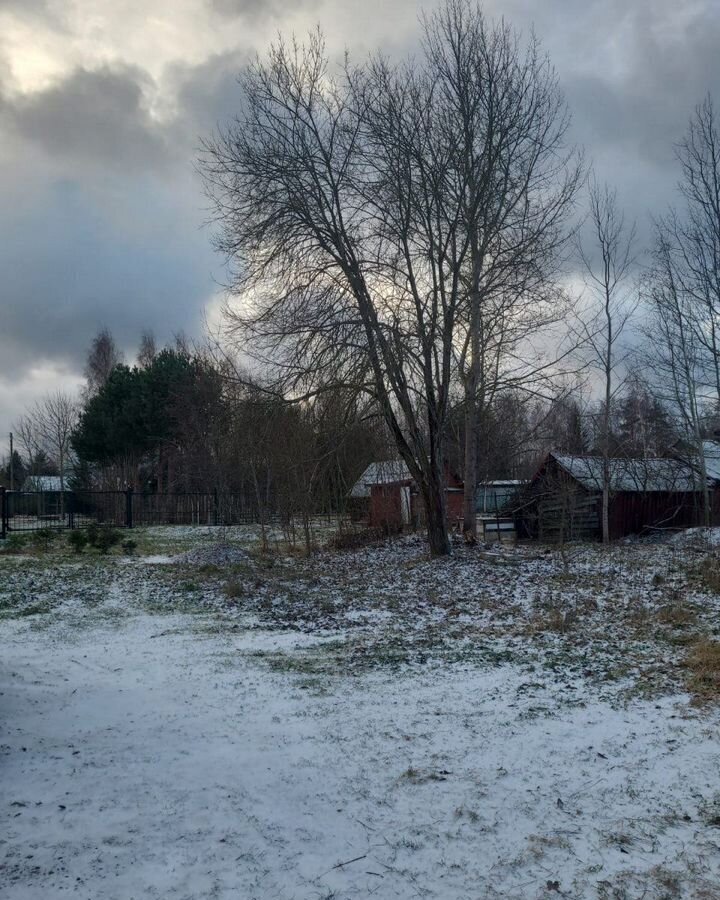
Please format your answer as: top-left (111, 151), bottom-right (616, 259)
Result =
top-left (0, 488), bottom-right (266, 538)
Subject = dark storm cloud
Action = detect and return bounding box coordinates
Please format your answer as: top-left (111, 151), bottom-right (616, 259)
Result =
top-left (511, 0), bottom-right (720, 229)
top-left (0, 61), bottom-right (218, 386)
top-left (170, 50), bottom-right (248, 140)
top-left (1, 65), bottom-right (170, 171)
top-left (563, 2), bottom-right (720, 162)
top-left (1, 0), bottom-right (719, 435)
top-left (0, 174), bottom-right (216, 372)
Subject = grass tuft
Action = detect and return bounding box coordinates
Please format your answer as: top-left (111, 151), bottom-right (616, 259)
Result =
top-left (655, 602), bottom-right (697, 628)
top-left (695, 554), bottom-right (720, 593)
top-left (684, 639), bottom-right (720, 702)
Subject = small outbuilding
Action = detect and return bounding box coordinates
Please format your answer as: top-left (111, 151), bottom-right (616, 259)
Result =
top-left (521, 452), bottom-right (715, 542)
top-left (476, 480), bottom-right (526, 542)
top-left (349, 460), bottom-right (464, 530)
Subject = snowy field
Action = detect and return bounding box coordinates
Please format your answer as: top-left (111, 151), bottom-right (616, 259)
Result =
top-left (1, 526), bottom-right (720, 899)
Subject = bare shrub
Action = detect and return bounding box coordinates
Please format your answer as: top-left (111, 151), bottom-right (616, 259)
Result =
top-left (326, 525), bottom-right (400, 552)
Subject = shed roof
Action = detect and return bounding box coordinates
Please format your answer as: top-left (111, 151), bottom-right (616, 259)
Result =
top-left (702, 441), bottom-right (720, 482)
top-left (350, 460), bottom-right (412, 498)
top-left (22, 475), bottom-right (64, 492)
top-left (551, 454), bottom-right (702, 493)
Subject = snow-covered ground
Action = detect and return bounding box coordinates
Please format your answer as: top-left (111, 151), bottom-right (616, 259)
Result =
top-left (1, 528), bottom-right (720, 899)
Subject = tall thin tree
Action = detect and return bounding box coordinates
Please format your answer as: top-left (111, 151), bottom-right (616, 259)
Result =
top-left (577, 180), bottom-right (637, 543)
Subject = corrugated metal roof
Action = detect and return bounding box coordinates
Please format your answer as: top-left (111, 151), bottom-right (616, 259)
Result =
top-left (21, 475), bottom-right (64, 491)
top-left (703, 441), bottom-right (720, 482)
top-left (552, 454), bottom-right (703, 493)
top-left (350, 460), bottom-right (412, 498)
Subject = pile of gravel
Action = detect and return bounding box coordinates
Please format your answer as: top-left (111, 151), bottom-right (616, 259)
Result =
top-left (175, 545), bottom-right (251, 566)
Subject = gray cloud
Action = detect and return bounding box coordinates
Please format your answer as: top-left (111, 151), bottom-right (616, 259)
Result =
top-left (0, 51), bottom-right (254, 375)
top-left (0, 0), bottom-right (49, 12)
top-left (0, 61), bottom-right (220, 399)
top-left (578, 5), bottom-right (718, 247)
top-left (1, 0), bottom-right (719, 439)
top-left (562, 2), bottom-right (720, 160)
top-left (208, 0), bottom-right (318, 22)
top-left (486, 0), bottom-right (720, 251)
top-left (0, 174), bottom-right (216, 372)
top-left (170, 50), bottom-right (248, 141)
top-left (1, 65), bottom-right (170, 172)
top-left (0, 0), bottom-right (68, 30)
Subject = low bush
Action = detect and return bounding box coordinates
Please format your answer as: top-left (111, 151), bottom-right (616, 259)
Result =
top-left (655, 602), bottom-right (697, 628)
top-left (86, 521), bottom-right (100, 547)
top-left (33, 528), bottom-right (60, 553)
top-left (94, 527), bottom-right (122, 554)
top-left (1, 533), bottom-right (30, 554)
top-left (68, 530), bottom-right (89, 554)
top-left (121, 539), bottom-right (138, 555)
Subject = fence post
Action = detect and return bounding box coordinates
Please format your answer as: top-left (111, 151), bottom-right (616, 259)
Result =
top-left (213, 487), bottom-right (219, 526)
top-left (126, 487), bottom-right (134, 529)
top-left (67, 491), bottom-right (75, 530)
top-left (0, 487), bottom-right (6, 539)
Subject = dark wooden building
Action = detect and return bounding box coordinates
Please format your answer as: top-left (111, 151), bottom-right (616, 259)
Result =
top-left (350, 460), bottom-right (464, 530)
top-left (521, 452), bottom-right (716, 542)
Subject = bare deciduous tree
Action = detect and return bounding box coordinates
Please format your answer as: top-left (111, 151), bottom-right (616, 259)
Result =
top-left (577, 180), bottom-right (637, 543)
top-left (137, 331), bottom-right (157, 369)
top-left (201, 30), bottom-right (452, 554)
top-left (84, 328), bottom-right (123, 397)
top-left (15, 414), bottom-right (44, 478)
top-left (200, 1), bottom-right (580, 555)
top-left (421, 3), bottom-right (582, 536)
top-left (673, 95), bottom-right (720, 404)
top-left (644, 95), bottom-right (720, 528)
top-left (15, 391), bottom-right (77, 491)
top-left (644, 234), bottom-right (712, 525)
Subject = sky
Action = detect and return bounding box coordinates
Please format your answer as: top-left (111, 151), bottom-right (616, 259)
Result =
top-left (1, 0), bottom-right (719, 443)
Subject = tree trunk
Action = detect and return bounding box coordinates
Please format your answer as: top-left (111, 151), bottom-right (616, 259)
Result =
top-left (421, 469), bottom-right (450, 557)
top-left (602, 285), bottom-right (612, 545)
top-left (694, 432), bottom-right (712, 529)
top-left (601, 476), bottom-right (610, 544)
top-left (463, 390), bottom-right (478, 538)
top-left (59, 446), bottom-right (66, 520)
top-left (462, 244), bottom-right (482, 540)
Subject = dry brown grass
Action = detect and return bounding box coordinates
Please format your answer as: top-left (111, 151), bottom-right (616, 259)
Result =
top-left (684, 639), bottom-right (720, 702)
top-left (527, 605), bottom-right (576, 635)
top-left (223, 579), bottom-right (246, 600)
top-left (696, 555), bottom-right (720, 593)
top-left (655, 602), bottom-right (697, 628)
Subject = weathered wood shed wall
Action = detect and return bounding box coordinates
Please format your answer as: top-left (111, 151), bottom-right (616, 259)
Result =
top-left (522, 453), bottom-right (716, 542)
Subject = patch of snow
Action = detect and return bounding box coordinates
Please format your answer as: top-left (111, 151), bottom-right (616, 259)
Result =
top-left (2, 535), bottom-right (720, 898)
top-left (2, 612), bottom-right (719, 899)
top-left (175, 545), bottom-right (251, 567)
top-left (138, 554), bottom-right (175, 565)
top-left (232, 629), bottom-right (339, 652)
top-left (669, 526), bottom-right (720, 547)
